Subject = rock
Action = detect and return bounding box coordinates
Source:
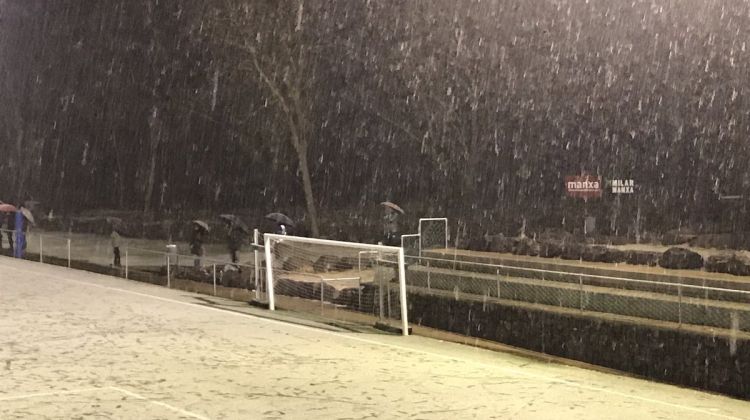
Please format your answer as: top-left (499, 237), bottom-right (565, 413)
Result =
top-left (274, 278), bottom-right (313, 298)
top-left (220, 265), bottom-right (244, 288)
top-left (313, 255), bottom-right (341, 273)
top-left (513, 237), bottom-right (540, 256)
top-left (581, 245), bottom-right (609, 263)
top-left (624, 250), bottom-right (661, 266)
top-left (468, 236), bottom-right (490, 252)
top-left (454, 236), bottom-right (472, 250)
top-left (661, 229), bottom-right (697, 246)
top-left (538, 241), bottom-right (563, 258)
top-left (561, 242), bottom-right (584, 260)
top-left (659, 247), bottom-right (704, 270)
top-left (334, 287), bottom-right (362, 308)
top-left (337, 256), bottom-right (357, 270)
top-left (705, 253), bottom-right (750, 276)
top-left (726, 255), bottom-right (750, 276)
top-left (488, 235), bottom-right (514, 254)
top-left (602, 248), bottom-right (627, 263)
top-left (181, 267), bottom-right (212, 283)
top-left (705, 254), bottom-right (730, 274)
top-left (276, 277), bottom-right (336, 300)
top-left (281, 255), bottom-right (307, 272)
top-left (538, 228), bottom-right (574, 243)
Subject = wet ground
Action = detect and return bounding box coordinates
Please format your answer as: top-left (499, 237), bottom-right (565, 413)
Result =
top-left (1, 257), bottom-right (749, 419)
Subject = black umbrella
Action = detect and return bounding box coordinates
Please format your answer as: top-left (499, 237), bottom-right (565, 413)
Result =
top-left (219, 214), bottom-right (249, 233)
top-left (265, 212), bottom-right (295, 227)
top-left (192, 220), bottom-right (210, 233)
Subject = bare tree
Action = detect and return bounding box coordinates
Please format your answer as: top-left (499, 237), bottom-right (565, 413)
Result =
top-left (211, 0), bottom-right (321, 237)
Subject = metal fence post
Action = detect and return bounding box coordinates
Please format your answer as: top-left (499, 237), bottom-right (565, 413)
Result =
top-left (678, 282), bottom-right (683, 327)
top-left (124, 248), bottom-right (129, 279)
top-left (579, 274), bottom-right (584, 310)
top-left (358, 277), bottom-right (362, 311)
top-left (320, 278), bottom-right (325, 313)
top-left (167, 255), bottom-right (171, 288)
top-left (427, 260), bottom-right (431, 290)
top-left (67, 238), bottom-right (71, 268)
top-left (213, 264), bottom-right (217, 296)
top-left (397, 248), bottom-right (409, 336)
top-left (254, 229), bottom-right (260, 300)
top-left (264, 236), bottom-right (276, 311)
top-left (39, 235), bottom-right (43, 263)
top-left (386, 280), bottom-right (392, 319)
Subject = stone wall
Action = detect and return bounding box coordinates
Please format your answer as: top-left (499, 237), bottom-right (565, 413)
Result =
top-left (408, 289), bottom-right (750, 400)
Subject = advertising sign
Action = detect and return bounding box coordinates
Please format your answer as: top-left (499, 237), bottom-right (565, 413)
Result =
top-left (565, 175), bottom-right (602, 199)
top-left (610, 179), bottom-right (635, 194)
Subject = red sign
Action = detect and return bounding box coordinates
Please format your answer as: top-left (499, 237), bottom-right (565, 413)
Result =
top-left (565, 175), bottom-right (602, 198)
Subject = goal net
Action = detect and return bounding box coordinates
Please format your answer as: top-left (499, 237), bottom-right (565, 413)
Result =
top-left (262, 234), bottom-right (409, 335)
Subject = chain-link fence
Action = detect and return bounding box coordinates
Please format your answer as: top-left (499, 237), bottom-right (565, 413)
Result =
top-left (401, 234), bottom-right (420, 258)
top-left (9, 226), bottom-right (750, 334)
top-left (405, 255), bottom-right (750, 332)
top-left (1, 228), bottom-right (263, 299)
top-left (418, 218), bottom-right (448, 254)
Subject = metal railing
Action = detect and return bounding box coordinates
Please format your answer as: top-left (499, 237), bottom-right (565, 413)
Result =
top-left (0, 228), bottom-right (264, 299)
top-left (406, 254), bottom-right (750, 332)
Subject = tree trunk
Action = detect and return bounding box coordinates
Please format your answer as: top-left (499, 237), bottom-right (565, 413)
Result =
top-left (295, 140), bottom-right (320, 237)
top-left (14, 127), bottom-right (25, 202)
top-left (144, 107), bottom-right (161, 214)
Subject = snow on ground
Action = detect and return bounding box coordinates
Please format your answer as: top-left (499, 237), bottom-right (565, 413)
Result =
top-left (1, 257), bottom-right (749, 420)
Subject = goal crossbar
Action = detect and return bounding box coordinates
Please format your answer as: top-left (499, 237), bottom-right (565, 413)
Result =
top-left (264, 234), bottom-right (402, 252)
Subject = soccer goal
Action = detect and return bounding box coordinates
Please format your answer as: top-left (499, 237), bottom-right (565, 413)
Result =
top-left (263, 234), bottom-right (409, 335)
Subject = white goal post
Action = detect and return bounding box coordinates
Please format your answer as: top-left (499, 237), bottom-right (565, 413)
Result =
top-left (264, 234), bottom-right (409, 336)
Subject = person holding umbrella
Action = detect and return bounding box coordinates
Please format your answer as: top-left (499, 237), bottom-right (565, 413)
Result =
top-left (0, 203), bottom-right (17, 251)
top-left (111, 228), bottom-right (122, 267)
top-left (266, 212), bottom-right (294, 236)
top-left (190, 220), bottom-right (210, 269)
top-left (220, 214), bottom-right (248, 264)
top-left (17, 206), bottom-right (33, 254)
top-left (381, 201), bottom-right (404, 246)
top-left (105, 217), bottom-right (123, 267)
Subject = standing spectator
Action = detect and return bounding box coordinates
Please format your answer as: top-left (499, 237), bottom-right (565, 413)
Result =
top-left (380, 202), bottom-right (404, 246)
top-left (189, 222), bottom-right (208, 269)
top-left (111, 228), bottom-right (122, 267)
top-left (227, 225), bottom-right (244, 264)
top-left (219, 214), bottom-right (247, 267)
top-left (20, 211), bottom-right (29, 252)
top-left (383, 207), bottom-right (400, 246)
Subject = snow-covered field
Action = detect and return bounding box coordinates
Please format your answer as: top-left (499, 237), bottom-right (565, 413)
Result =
top-left (1, 257), bottom-right (748, 419)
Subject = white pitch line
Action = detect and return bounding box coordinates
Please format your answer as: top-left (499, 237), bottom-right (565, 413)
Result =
top-left (2, 261), bottom-right (747, 420)
top-left (109, 386), bottom-right (211, 420)
top-left (0, 382), bottom-right (209, 419)
top-left (0, 387), bottom-right (105, 402)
